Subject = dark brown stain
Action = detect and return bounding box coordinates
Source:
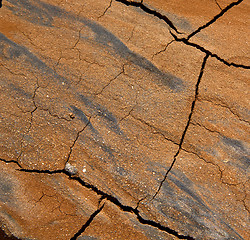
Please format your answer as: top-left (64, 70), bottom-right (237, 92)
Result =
top-left (0, 227), bottom-right (21, 240)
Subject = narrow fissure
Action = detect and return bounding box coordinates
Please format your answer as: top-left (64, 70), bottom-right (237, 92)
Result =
top-left (70, 204), bottom-right (105, 240)
top-left (0, 158), bottom-right (22, 168)
top-left (94, 63), bottom-right (126, 96)
top-left (16, 82), bottom-right (39, 167)
top-left (214, 0), bottom-right (222, 10)
top-left (65, 117), bottom-right (91, 166)
top-left (199, 98), bottom-right (250, 124)
top-left (151, 54), bottom-right (209, 200)
top-left (98, 0), bottom-right (113, 19)
top-left (187, 0), bottom-right (244, 40)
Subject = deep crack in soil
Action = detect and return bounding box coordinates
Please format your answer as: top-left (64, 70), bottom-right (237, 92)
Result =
top-left (2, 161), bottom-right (194, 239)
top-left (151, 54), bottom-right (209, 200)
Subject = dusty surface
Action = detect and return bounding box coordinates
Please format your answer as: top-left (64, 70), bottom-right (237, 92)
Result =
top-left (0, 0), bottom-right (249, 239)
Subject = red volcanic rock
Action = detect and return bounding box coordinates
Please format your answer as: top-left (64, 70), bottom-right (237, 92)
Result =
top-left (0, 0), bottom-right (249, 239)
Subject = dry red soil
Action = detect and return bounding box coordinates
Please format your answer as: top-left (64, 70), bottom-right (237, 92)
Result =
top-left (0, 0), bottom-right (249, 239)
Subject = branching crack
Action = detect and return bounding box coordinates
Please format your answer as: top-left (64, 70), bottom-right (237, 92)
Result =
top-left (151, 54), bottom-right (209, 200)
top-left (152, 40), bottom-right (174, 60)
top-left (170, 31), bottom-right (250, 69)
top-left (187, 0), bottom-right (243, 40)
top-left (114, 0), bottom-right (249, 68)
top-left (181, 147), bottom-right (249, 213)
top-left (94, 63), bottom-right (127, 96)
top-left (5, 163), bottom-right (194, 239)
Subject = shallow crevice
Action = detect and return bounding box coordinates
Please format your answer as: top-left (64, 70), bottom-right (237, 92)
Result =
top-left (16, 81), bottom-right (39, 165)
top-left (198, 98), bottom-right (250, 125)
top-left (130, 114), bottom-right (179, 146)
top-left (239, 183), bottom-right (250, 213)
top-left (19, 30), bottom-right (47, 52)
top-left (119, 106), bottom-right (135, 122)
top-left (94, 63), bottom-right (127, 96)
top-left (28, 77), bottom-right (40, 131)
top-left (64, 117), bottom-right (92, 166)
top-left (152, 40), bottom-right (174, 60)
top-left (37, 107), bottom-right (73, 121)
top-left (181, 147), bottom-right (250, 213)
top-left (151, 54), bottom-right (209, 200)
top-left (98, 0), bottom-right (113, 19)
top-left (127, 26), bottom-right (136, 42)
top-left (70, 25), bottom-right (84, 50)
top-left (190, 121), bottom-right (223, 136)
top-left (0, 63), bottom-right (28, 78)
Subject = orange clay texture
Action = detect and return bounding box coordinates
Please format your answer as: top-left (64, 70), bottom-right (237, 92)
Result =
top-left (0, 0), bottom-right (249, 239)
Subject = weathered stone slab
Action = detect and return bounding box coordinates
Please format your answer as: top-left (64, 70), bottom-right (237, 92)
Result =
top-left (0, 0), bottom-right (249, 239)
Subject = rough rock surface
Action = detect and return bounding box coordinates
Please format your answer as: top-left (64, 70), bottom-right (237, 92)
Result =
top-left (0, 0), bottom-right (249, 239)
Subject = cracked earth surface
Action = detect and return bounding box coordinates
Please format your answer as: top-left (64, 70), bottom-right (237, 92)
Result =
top-left (0, 0), bottom-right (249, 239)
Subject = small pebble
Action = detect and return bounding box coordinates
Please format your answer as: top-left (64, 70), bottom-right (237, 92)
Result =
top-left (65, 163), bottom-right (78, 175)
